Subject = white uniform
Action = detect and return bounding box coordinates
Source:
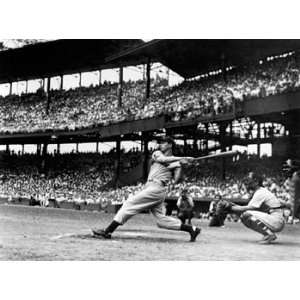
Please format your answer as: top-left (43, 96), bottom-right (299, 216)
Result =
top-left (247, 187), bottom-right (285, 232)
top-left (113, 150), bottom-right (182, 230)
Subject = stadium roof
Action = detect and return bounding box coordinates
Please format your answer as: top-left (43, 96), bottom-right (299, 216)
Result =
top-left (106, 39), bottom-right (300, 78)
top-left (0, 39), bottom-right (144, 84)
top-left (2, 39), bottom-right (300, 84)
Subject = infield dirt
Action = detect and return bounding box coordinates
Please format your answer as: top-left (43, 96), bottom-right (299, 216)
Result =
top-left (0, 204), bottom-right (300, 260)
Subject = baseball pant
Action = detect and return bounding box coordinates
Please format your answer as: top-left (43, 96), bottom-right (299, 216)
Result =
top-left (114, 182), bottom-right (182, 230)
top-left (242, 210), bottom-right (285, 233)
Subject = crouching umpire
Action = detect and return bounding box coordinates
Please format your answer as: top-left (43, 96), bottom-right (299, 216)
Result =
top-left (177, 188), bottom-right (194, 225)
top-left (216, 172), bottom-right (286, 244)
top-left (209, 194), bottom-right (227, 227)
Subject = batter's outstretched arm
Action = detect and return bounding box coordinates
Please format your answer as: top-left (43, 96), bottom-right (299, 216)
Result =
top-left (231, 204), bottom-right (258, 213)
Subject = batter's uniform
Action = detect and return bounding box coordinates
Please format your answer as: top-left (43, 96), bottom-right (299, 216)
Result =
top-left (113, 151), bottom-right (182, 230)
top-left (241, 187), bottom-right (285, 234)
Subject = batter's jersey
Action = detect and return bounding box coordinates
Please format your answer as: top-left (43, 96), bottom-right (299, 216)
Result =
top-left (248, 187), bottom-right (282, 213)
top-left (147, 151), bottom-right (174, 184)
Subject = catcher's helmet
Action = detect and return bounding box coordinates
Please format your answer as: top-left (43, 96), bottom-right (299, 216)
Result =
top-left (243, 172), bottom-right (263, 191)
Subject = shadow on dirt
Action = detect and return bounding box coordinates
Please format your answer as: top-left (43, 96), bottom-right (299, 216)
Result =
top-left (70, 233), bottom-right (188, 244)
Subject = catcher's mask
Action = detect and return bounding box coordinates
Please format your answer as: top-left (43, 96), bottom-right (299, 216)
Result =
top-left (181, 187), bottom-right (189, 195)
top-left (243, 172), bottom-right (263, 192)
top-left (215, 194), bottom-right (222, 201)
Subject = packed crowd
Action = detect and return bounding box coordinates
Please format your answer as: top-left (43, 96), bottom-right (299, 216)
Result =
top-left (0, 151), bottom-right (290, 208)
top-left (0, 54), bottom-right (300, 134)
top-left (167, 153), bottom-right (289, 202)
top-left (0, 79), bottom-right (166, 133)
top-left (0, 150), bottom-right (142, 205)
top-left (164, 53), bottom-right (300, 121)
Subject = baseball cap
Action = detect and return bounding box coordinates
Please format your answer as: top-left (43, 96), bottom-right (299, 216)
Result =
top-left (158, 136), bottom-right (175, 146)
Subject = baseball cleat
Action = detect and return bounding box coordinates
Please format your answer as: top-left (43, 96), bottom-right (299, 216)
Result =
top-left (190, 227), bottom-right (201, 242)
top-left (91, 228), bottom-right (112, 239)
top-left (258, 233), bottom-right (277, 244)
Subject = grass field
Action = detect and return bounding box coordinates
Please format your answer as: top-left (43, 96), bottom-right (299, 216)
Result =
top-left (0, 204), bottom-right (300, 260)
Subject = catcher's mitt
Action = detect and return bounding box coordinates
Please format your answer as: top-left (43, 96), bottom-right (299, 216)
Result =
top-left (215, 200), bottom-right (233, 216)
top-left (209, 200), bottom-right (233, 227)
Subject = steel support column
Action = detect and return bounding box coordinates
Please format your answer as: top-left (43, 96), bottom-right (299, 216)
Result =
top-left (146, 58), bottom-right (151, 99)
top-left (79, 73), bottom-right (82, 87)
top-left (115, 138), bottom-right (121, 184)
top-left (204, 123), bottom-right (209, 155)
top-left (257, 122), bottom-right (261, 158)
top-left (60, 75), bottom-right (64, 90)
top-left (46, 77), bottom-right (51, 114)
top-left (37, 144), bottom-right (41, 156)
top-left (99, 70), bottom-right (102, 85)
top-left (219, 122), bottom-right (228, 180)
top-left (229, 121), bottom-right (233, 150)
top-left (118, 67), bottom-right (123, 107)
top-left (142, 132), bottom-right (149, 181)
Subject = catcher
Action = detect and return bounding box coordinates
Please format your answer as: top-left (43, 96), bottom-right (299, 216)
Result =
top-left (176, 188), bottom-right (194, 225)
top-left (215, 172), bottom-right (286, 244)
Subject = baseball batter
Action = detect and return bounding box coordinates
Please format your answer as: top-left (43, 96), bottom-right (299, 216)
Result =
top-left (231, 172), bottom-right (285, 244)
top-left (92, 136), bottom-right (201, 242)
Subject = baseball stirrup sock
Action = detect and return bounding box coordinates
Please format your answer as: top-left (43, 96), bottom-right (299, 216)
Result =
top-left (180, 224), bottom-right (194, 233)
top-left (105, 221), bottom-right (120, 234)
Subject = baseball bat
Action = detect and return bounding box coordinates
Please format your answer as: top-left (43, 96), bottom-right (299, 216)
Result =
top-left (194, 150), bottom-right (238, 162)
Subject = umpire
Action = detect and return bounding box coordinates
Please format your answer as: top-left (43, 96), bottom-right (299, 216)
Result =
top-left (283, 159), bottom-right (300, 222)
top-left (208, 194), bottom-right (227, 227)
top-left (177, 188), bottom-right (194, 225)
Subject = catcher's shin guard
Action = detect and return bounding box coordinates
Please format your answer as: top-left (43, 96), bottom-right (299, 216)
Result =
top-left (241, 212), bottom-right (272, 235)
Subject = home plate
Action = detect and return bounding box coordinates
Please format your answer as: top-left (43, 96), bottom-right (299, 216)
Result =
top-left (50, 233), bottom-right (78, 240)
top-left (49, 231), bottom-right (91, 240)
top-left (49, 231), bottom-right (120, 242)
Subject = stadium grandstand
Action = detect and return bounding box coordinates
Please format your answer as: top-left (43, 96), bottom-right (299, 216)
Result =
top-left (0, 39), bottom-right (300, 219)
